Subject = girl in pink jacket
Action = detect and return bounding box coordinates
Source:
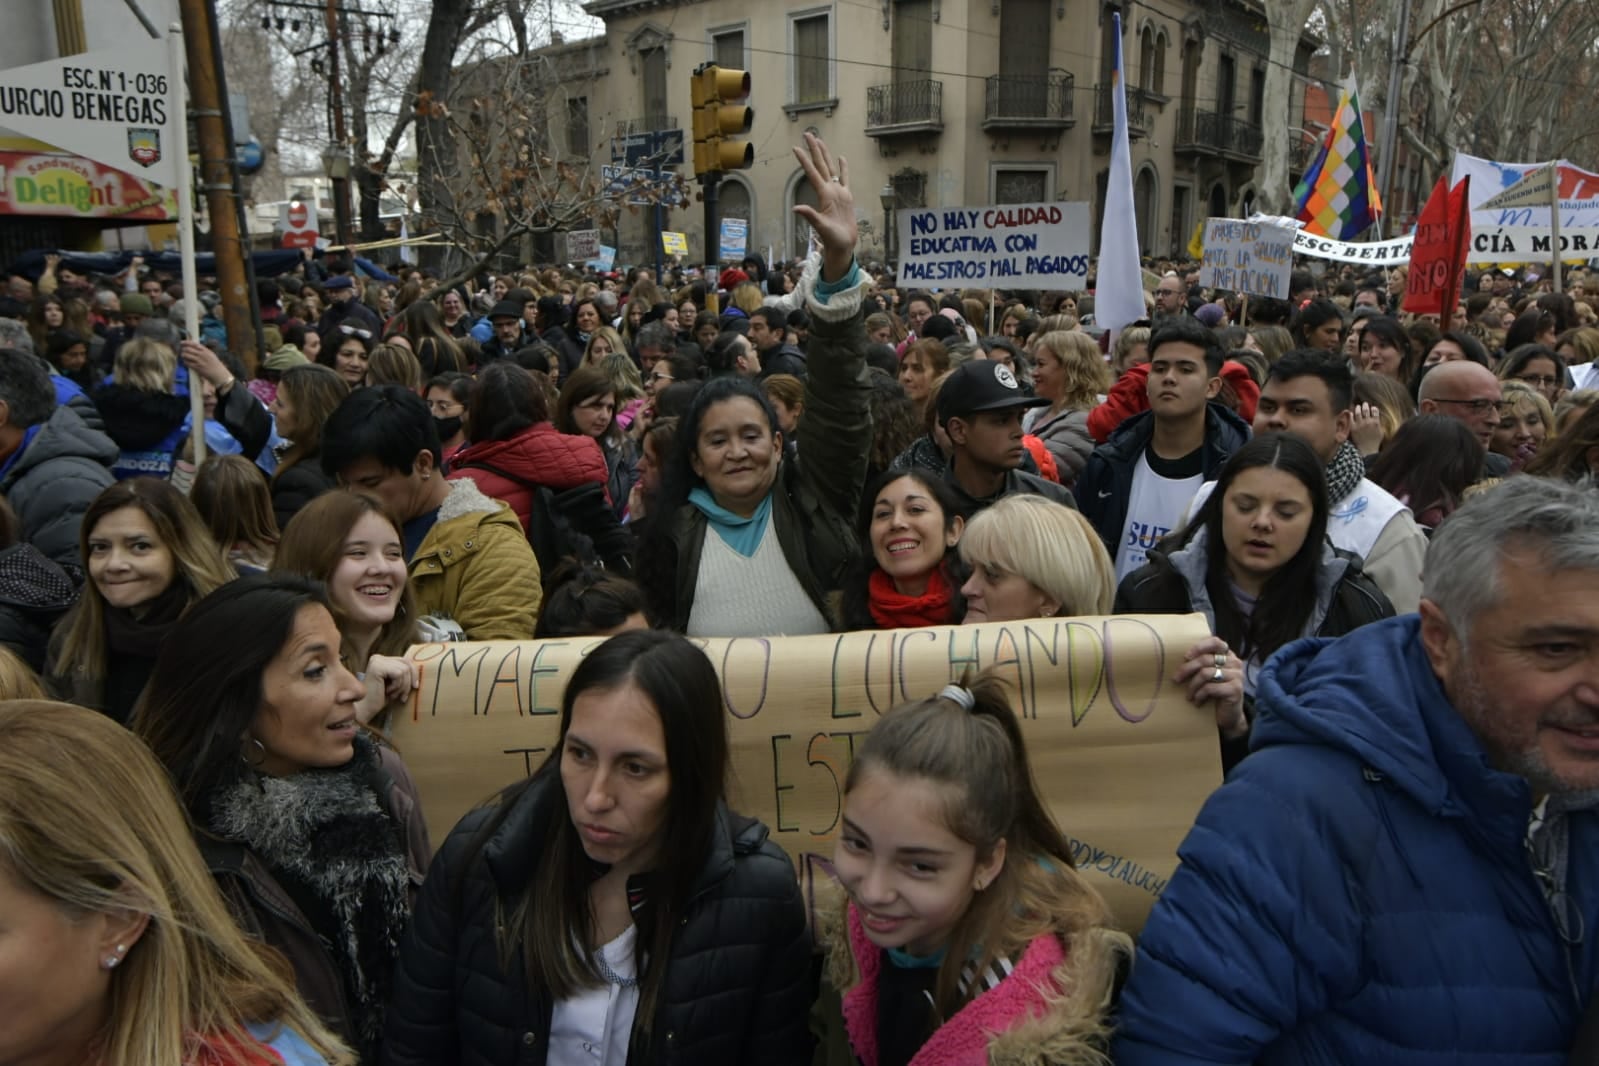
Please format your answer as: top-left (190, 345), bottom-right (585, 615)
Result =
top-left (821, 671), bottom-right (1131, 1066)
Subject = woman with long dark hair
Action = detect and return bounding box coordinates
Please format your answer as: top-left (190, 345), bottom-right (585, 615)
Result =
top-left (635, 133), bottom-right (873, 635)
top-left (839, 468), bottom-right (966, 630)
top-left (556, 365), bottom-right (639, 521)
top-left (130, 574), bottom-right (430, 1062)
top-left (384, 630), bottom-right (813, 1065)
top-left (269, 363), bottom-right (350, 528)
top-left (1367, 414), bottom-right (1486, 529)
top-left (1115, 434), bottom-right (1393, 767)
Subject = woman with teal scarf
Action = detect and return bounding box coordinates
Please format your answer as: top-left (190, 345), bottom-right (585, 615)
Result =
top-left (635, 133), bottom-right (873, 636)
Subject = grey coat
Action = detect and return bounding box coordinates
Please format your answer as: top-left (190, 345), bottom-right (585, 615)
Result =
top-left (0, 405), bottom-right (117, 573)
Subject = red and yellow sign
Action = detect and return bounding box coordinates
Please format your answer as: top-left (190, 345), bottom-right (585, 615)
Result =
top-left (0, 149), bottom-right (176, 221)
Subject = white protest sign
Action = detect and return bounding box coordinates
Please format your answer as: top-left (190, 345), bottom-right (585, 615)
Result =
top-left (897, 202), bottom-right (1091, 287)
top-left (0, 35), bottom-right (177, 190)
top-left (565, 228), bottom-right (600, 261)
top-left (1198, 218), bottom-right (1295, 297)
top-left (1291, 230), bottom-right (1413, 265)
top-left (719, 216), bottom-right (748, 261)
top-left (1290, 224), bottom-right (1599, 266)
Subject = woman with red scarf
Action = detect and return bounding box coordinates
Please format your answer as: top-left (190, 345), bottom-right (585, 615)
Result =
top-left (839, 468), bottom-right (966, 630)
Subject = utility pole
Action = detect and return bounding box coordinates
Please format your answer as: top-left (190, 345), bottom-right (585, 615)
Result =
top-left (1375, 0), bottom-right (1412, 238)
top-left (175, 0), bottom-right (260, 373)
top-left (323, 0), bottom-right (354, 248)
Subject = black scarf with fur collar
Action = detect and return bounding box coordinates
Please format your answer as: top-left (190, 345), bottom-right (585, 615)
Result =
top-left (209, 734), bottom-right (408, 1054)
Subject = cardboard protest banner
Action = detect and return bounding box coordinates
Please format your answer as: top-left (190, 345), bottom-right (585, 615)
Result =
top-left (564, 229), bottom-right (601, 262)
top-left (1198, 218), bottom-right (1295, 297)
top-left (1403, 175), bottom-right (1471, 317)
top-left (395, 615), bottom-right (1222, 933)
top-left (0, 36), bottom-right (178, 190)
top-left (895, 202), bottom-right (1091, 288)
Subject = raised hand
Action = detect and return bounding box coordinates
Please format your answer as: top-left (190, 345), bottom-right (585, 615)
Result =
top-left (791, 132), bottom-right (857, 282)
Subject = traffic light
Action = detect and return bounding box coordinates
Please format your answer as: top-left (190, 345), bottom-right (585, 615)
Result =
top-left (691, 63), bottom-right (754, 176)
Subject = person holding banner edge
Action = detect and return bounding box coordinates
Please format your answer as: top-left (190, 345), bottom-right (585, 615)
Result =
top-left (382, 629), bottom-right (813, 1066)
top-left (635, 133), bottom-right (874, 636)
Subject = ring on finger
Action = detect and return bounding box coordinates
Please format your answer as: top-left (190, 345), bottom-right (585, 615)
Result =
top-left (1213, 653), bottom-right (1226, 669)
top-left (1212, 667), bottom-right (1224, 682)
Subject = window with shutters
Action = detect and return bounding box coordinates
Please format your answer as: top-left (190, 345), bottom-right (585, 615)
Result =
top-left (565, 96), bottom-right (589, 156)
top-left (640, 47), bottom-right (669, 128)
top-left (789, 9), bottom-right (834, 106)
top-left (710, 26), bottom-right (746, 70)
top-left (892, 0), bottom-right (932, 79)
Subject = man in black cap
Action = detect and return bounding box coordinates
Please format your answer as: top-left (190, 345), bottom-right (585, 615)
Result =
top-left (316, 274), bottom-right (383, 341)
top-left (938, 359), bottom-right (1076, 518)
top-left (479, 299), bottom-right (528, 363)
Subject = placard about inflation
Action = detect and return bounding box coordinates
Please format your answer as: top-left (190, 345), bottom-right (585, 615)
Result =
top-left (1199, 218), bottom-right (1295, 297)
top-left (896, 202), bottom-right (1091, 287)
top-left (394, 615), bottom-right (1222, 932)
top-left (0, 35), bottom-right (177, 190)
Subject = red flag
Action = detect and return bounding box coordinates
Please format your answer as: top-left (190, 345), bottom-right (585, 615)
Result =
top-left (1403, 175), bottom-right (1471, 320)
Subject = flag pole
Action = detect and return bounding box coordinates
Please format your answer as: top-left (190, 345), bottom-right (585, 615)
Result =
top-left (1550, 164), bottom-right (1564, 295)
top-left (168, 23), bottom-right (205, 466)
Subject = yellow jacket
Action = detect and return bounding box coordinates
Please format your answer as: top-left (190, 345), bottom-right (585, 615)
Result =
top-left (409, 479), bottom-right (542, 641)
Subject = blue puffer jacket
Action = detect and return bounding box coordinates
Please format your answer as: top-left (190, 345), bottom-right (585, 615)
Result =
top-left (1113, 615), bottom-right (1599, 1065)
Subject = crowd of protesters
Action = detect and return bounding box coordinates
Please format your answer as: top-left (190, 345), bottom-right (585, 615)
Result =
top-left (3, 131), bottom-right (1599, 1065)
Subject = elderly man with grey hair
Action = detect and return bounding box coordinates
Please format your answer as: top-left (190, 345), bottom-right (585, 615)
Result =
top-left (1114, 475), bottom-right (1599, 1064)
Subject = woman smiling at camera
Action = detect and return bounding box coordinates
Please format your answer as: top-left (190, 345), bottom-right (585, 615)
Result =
top-left (130, 574), bottom-right (431, 1063)
top-left (275, 490), bottom-right (422, 728)
top-left (634, 134), bottom-right (873, 636)
top-left (46, 478), bottom-right (234, 725)
top-left (383, 629), bottom-right (813, 1066)
top-left (1114, 434), bottom-right (1393, 770)
top-left (815, 670), bottom-right (1129, 1065)
top-left (840, 468), bottom-right (966, 630)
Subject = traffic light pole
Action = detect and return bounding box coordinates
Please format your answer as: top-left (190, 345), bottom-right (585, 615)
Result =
top-left (702, 171), bottom-right (721, 312)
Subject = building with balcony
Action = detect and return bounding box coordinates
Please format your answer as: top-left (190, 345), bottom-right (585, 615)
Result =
top-left (507, 0), bottom-right (1315, 268)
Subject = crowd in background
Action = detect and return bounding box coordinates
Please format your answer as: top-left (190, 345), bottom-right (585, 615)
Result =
top-left (3, 132), bottom-right (1599, 1065)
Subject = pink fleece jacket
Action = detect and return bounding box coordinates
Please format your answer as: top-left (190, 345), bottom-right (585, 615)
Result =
top-left (839, 903), bottom-right (1067, 1066)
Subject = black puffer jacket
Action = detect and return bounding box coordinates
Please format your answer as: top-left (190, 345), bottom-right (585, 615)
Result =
top-left (383, 771), bottom-right (815, 1066)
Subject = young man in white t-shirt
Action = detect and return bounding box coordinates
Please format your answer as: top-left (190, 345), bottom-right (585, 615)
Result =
top-left (1076, 317), bottom-right (1251, 581)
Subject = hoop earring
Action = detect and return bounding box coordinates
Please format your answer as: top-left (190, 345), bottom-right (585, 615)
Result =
top-left (242, 737), bottom-right (267, 768)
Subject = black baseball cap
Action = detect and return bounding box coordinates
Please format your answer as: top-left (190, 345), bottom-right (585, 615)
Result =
top-left (937, 359), bottom-right (1049, 424)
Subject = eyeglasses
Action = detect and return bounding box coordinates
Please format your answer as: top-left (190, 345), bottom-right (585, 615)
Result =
top-left (1432, 398), bottom-right (1499, 413)
top-left (427, 400), bottom-right (464, 415)
top-left (337, 324), bottom-right (372, 340)
top-left (1516, 374), bottom-right (1560, 387)
top-left (648, 372), bottom-right (675, 384)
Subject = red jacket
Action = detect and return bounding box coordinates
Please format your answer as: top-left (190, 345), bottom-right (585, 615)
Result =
top-left (1087, 361), bottom-right (1260, 443)
top-left (448, 423), bottom-right (609, 534)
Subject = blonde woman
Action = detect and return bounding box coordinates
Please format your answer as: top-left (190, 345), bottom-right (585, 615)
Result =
top-left (0, 699), bottom-right (351, 1065)
top-left (583, 324), bottom-right (626, 366)
top-left (92, 335), bottom-right (191, 481)
top-left (1489, 379), bottom-right (1553, 471)
top-left (45, 478), bottom-right (234, 725)
top-left (1026, 329), bottom-right (1112, 487)
top-left (959, 494), bottom-right (1114, 623)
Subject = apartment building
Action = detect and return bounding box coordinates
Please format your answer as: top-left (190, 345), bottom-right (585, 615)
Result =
top-left (463, 0), bottom-right (1316, 269)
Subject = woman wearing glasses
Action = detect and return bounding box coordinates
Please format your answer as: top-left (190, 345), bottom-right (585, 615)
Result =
top-left (1497, 343), bottom-right (1566, 407)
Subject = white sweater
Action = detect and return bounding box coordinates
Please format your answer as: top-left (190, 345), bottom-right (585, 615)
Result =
top-left (685, 519), bottom-right (829, 638)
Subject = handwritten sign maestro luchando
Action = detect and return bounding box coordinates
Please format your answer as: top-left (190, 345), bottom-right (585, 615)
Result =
top-left (395, 614), bottom-right (1221, 932)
